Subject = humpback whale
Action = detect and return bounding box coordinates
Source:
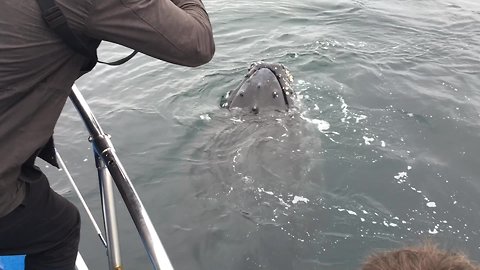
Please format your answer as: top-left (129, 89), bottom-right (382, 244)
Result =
top-left (222, 62), bottom-right (295, 114)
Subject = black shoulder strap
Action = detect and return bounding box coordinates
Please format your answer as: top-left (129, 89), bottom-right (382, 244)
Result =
top-left (98, 50), bottom-right (138, 66)
top-left (36, 0), bottom-right (99, 71)
top-left (36, 0), bottom-right (137, 71)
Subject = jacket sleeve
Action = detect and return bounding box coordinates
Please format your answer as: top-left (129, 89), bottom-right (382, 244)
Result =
top-left (85, 0), bottom-right (215, 67)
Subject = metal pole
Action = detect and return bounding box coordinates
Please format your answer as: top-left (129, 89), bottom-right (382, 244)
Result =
top-left (70, 84), bottom-right (174, 270)
top-left (56, 150), bottom-right (107, 248)
top-left (76, 252), bottom-right (90, 270)
top-left (96, 154), bottom-right (122, 270)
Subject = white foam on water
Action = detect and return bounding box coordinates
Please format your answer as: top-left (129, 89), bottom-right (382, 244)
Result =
top-left (394, 171), bottom-right (408, 183)
top-left (292, 196), bottom-right (309, 204)
top-left (338, 96), bottom-right (368, 124)
top-left (200, 114), bottom-right (211, 121)
top-left (388, 166), bottom-right (464, 239)
top-left (255, 187), bottom-right (313, 210)
top-left (242, 175), bottom-right (254, 184)
top-left (363, 136), bottom-right (374, 145)
top-left (232, 149), bottom-right (241, 172)
top-left (426, 201), bottom-right (436, 208)
top-left (340, 96), bottom-right (349, 123)
top-left (230, 117), bottom-right (243, 123)
top-left (300, 113), bottom-right (330, 132)
top-left (278, 197), bottom-right (291, 208)
top-left (355, 115), bottom-right (367, 123)
top-left (258, 187), bottom-right (274, 195)
top-left (347, 210), bottom-right (357, 216)
top-left (309, 119), bottom-right (330, 131)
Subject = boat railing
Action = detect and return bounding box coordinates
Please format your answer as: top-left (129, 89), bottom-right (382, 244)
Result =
top-left (68, 84), bottom-right (174, 270)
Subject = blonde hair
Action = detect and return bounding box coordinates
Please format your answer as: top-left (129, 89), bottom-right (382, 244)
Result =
top-left (362, 243), bottom-right (480, 270)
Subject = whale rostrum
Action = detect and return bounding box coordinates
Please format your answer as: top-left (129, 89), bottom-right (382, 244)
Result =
top-left (222, 62), bottom-right (295, 114)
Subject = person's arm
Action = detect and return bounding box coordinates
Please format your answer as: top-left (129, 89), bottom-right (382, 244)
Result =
top-left (85, 0), bottom-right (215, 67)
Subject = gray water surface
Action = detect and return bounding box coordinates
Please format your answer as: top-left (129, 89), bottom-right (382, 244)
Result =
top-left (44, 0), bottom-right (480, 269)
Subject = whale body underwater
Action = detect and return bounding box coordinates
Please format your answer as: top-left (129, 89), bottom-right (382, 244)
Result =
top-left (222, 62), bottom-right (296, 113)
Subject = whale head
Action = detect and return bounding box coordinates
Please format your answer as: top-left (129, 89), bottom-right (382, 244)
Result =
top-left (222, 62), bottom-right (295, 114)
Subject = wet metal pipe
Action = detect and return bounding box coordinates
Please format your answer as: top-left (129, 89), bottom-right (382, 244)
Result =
top-left (96, 154), bottom-right (122, 269)
top-left (69, 85), bottom-right (174, 270)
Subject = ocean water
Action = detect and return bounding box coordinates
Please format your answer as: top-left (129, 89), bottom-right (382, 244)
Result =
top-left (43, 0), bottom-right (480, 269)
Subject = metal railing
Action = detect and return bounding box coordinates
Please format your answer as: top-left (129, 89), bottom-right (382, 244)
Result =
top-left (69, 84), bottom-right (174, 270)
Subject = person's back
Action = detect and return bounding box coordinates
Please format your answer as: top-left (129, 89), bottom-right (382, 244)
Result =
top-left (1, 0), bottom-right (87, 218)
top-left (0, 0), bottom-right (214, 268)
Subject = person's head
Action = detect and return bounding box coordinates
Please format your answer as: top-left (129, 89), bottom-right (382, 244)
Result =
top-left (362, 243), bottom-right (480, 270)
